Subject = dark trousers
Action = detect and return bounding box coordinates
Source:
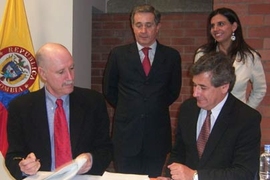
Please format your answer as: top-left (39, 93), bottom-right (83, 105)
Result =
top-left (114, 150), bottom-right (167, 178)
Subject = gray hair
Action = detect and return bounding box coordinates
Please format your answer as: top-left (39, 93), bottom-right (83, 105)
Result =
top-left (190, 52), bottom-right (236, 92)
top-left (130, 4), bottom-right (161, 25)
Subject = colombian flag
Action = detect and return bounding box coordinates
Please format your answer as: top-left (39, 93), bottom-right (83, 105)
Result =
top-left (0, 0), bottom-right (40, 157)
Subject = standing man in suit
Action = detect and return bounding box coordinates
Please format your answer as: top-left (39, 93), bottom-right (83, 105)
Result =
top-left (158, 52), bottom-right (261, 180)
top-left (103, 4), bottom-right (181, 177)
top-left (5, 43), bottom-right (112, 180)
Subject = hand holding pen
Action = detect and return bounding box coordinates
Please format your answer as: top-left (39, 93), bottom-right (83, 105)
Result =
top-left (17, 152), bottom-right (41, 175)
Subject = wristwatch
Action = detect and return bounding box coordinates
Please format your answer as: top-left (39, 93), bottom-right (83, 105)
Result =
top-left (193, 170), bottom-right (198, 180)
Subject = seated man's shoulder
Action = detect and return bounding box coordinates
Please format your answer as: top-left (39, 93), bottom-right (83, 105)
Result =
top-left (9, 88), bottom-right (43, 105)
top-left (227, 96), bottom-right (261, 124)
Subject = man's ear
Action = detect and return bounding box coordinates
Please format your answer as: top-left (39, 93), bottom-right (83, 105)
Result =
top-left (156, 23), bottom-right (161, 33)
top-left (221, 83), bottom-right (230, 94)
top-left (38, 67), bottom-right (47, 82)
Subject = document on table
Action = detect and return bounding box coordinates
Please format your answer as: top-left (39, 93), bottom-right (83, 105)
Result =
top-left (25, 172), bottom-right (101, 180)
top-left (101, 171), bottom-right (150, 180)
top-left (25, 171), bottom-right (150, 180)
top-left (24, 155), bottom-right (150, 180)
top-left (25, 171), bottom-right (149, 180)
top-left (25, 156), bottom-right (88, 180)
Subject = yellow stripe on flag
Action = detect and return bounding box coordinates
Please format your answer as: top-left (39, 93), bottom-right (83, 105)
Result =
top-left (0, 0), bottom-right (40, 157)
top-left (0, 0), bottom-right (40, 92)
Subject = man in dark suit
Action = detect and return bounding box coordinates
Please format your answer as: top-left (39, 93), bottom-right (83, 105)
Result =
top-left (158, 52), bottom-right (261, 180)
top-left (103, 4), bottom-right (181, 178)
top-left (5, 43), bottom-right (112, 180)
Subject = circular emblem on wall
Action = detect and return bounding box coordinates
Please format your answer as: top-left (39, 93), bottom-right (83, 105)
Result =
top-left (0, 46), bottom-right (38, 94)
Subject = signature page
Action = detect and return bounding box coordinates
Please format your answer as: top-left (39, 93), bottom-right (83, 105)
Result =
top-left (25, 156), bottom-right (87, 180)
top-left (101, 171), bottom-right (150, 180)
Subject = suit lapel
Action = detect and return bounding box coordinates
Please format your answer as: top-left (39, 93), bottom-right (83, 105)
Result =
top-left (31, 88), bottom-right (51, 153)
top-left (191, 106), bottom-right (201, 159)
top-left (127, 43), bottom-right (146, 77)
top-left (148, 43), bottom-right (167, 77)
top-left (199, 94), bottom-right (235, 165)
top-left (69, 89), bottom-right (85, 153)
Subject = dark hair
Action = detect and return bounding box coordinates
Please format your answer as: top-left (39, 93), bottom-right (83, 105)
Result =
top-left (197, 7), bottom-right (260, 63)
top-left (130, 4), bottom-right (161, 25)
top-left (190, 52), bottom-right (236, 92)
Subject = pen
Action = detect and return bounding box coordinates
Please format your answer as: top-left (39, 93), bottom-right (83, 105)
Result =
top-left (13, 156), bottom-right (40, 162)
top-left (13, 157), bottom-right (24, 161)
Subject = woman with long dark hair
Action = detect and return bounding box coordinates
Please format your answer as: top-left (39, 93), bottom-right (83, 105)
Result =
top-left (194, 7), bottom-right (266, 109)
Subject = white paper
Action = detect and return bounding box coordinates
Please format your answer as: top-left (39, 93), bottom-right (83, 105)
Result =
top-left (101, 171), bottom-right (150, 180)
top-left (25, 156), bottom-right (87, 180)
top-left (71, 175), bottom-right (102, 180)
top-left (0, 152), bottom-right (15, 180)
top-left (24, 160), bottom-right (150, 180)
top-left (25, 173), bottom-right (102, 180)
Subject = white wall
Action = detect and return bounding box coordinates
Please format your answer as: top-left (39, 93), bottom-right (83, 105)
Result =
top-left (0, 0), bottom-right (73, 54)
top-left (0, 0), bottom-right (106, 89)
top-left (72, 0), bottom-right (105, 88)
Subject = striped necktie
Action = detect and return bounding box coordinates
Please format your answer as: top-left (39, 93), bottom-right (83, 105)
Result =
top-left (197, 110), bottom-right (211, 158)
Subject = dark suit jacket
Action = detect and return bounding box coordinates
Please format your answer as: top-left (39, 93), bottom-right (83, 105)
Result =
top-left (103, 42), bottom-right (181, 157)
top-left (5, 87), bottom-right (112, 180)
top-left (167, 93), bottom-right (261, 180)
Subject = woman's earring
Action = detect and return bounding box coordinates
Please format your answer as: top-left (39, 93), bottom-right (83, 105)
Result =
top-left (231, 32), bottom-right (236, 41)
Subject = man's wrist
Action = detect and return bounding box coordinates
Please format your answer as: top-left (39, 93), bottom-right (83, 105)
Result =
top-left (193, 170), bottom-right (198, 180)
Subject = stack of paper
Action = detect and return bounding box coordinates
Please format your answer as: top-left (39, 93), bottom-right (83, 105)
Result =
top-left (24, 157), bottom-right (150, 180)
top-left (25, 156), bottom-right (87, 180)
top-left (101, 171), bottom-right (149, 180)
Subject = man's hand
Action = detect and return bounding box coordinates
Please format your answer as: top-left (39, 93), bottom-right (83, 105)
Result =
top-left (167, 163), bottom-right (196, 180)
top-left (76, 153), bottom-right (93, 174)
top-left (156, 177), bottom-right (171, 180)
top-left (19, 152), bottom-right (40, 175)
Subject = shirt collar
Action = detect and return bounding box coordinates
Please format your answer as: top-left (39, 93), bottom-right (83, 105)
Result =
top-left (44, 87), bottom-right (69, 106)
top-left (137, 41), bottom-right (157, 51)
top-left (203, 93), bottom-right (228, 120)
